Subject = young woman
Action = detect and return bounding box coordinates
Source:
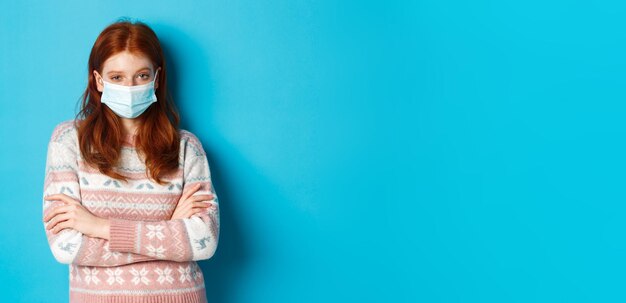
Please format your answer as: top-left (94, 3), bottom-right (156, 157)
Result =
top-left (41, 20), bottom-right (220, 303)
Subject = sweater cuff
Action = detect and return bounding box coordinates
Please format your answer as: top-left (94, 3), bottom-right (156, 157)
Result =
top-left (109, 218), bottom-right (138, 253)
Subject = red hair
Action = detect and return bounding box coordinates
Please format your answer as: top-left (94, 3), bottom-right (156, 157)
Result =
top-left (73, 19), bottom-right (181, 185)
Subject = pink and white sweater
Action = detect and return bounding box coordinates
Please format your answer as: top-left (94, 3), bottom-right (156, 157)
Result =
top-left (42, 119), bottom-right (220, 303)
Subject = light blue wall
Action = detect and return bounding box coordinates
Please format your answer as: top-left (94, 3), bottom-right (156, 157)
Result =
top-left (1, 0), bottom-right (625, 302)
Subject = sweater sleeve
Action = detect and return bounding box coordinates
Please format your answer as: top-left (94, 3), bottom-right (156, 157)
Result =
top-left (106, 153), bottom-right (220, 262)
top-left (42, 131), bottom-right (161, 267)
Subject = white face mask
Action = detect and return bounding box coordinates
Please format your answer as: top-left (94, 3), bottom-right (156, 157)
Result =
top-left (100, 70), bottom-right (159, 119)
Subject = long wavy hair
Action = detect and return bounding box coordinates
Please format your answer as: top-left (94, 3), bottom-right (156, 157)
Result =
top-left (73, 19), bottom-right (181, 185)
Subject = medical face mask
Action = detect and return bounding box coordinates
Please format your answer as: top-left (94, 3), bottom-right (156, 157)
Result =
top-left (100, 70), bottom-right (159, 119)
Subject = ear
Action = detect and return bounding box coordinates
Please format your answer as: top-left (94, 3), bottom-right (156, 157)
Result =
top-left (93, 70), bottom-right (104, 93)
top-left (154, 67), bottom-right (162, 90)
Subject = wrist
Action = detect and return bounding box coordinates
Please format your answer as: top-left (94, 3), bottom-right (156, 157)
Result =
top-left (98, 218), bottom-right (111, 240)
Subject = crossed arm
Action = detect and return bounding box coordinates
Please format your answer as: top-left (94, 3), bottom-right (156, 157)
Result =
top-left (42, 140), bottom-right (220, 267)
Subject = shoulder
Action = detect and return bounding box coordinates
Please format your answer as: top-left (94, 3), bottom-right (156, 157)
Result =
top-left (49, 119), bottom-right (79, 146)
top-left (179, 129), bottom-right (206, 157)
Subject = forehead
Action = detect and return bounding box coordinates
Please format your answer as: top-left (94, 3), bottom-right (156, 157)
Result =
top-left (102, 51), bottom-right (154, 73)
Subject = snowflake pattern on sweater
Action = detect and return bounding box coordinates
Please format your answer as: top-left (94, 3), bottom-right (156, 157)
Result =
top-left (42, 119), bottom-right (218, 303)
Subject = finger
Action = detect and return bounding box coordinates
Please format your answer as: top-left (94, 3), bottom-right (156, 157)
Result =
top-left (44, 194), bottom-right (80, 205)
top-left (44, 199), bottom-right (67, 207)
top-left (179, 194), bottom-right (213, 209)
top-left (52, 220), bottom-right (73, 234)
top-left (44, 193), bottom-right (66, 201)
top-left (44, 193), bottom-right (71, 202)
top-left (189, 194), bottom-right (214, 202)
top-left (43, 205), bottom-right (72, 222)
top-left (203, 203), bottom-right (217, 211)
top-left (191, 201), bottom-right (212, 209)
top-left (187, 199), bottom-right (214, 209)
top-left (46, 203), bottom-right (79, 221)
top-left (180, 183), bottom-right (202, 202)
top-left (47, 213), bottom-right (72, 230)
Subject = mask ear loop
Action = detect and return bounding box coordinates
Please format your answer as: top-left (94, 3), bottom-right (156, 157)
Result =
top-left (153, 69), bottom-right (160, 87)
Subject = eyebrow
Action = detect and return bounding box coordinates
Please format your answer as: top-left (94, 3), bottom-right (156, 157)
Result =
top-left (106, 67), bottom-right (152, 75)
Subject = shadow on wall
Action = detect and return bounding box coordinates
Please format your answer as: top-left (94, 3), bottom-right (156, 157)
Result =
top-left (157, 23), bottom-right (249, 303)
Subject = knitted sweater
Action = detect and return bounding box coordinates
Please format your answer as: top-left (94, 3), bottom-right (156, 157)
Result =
top-left (42, 119), bottom-right (220, 303)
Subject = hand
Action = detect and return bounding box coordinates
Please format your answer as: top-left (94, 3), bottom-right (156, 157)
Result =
top-left (171, 183), bottom-right (216, 220)
top-left (43, 193), bottom-right (109, 239)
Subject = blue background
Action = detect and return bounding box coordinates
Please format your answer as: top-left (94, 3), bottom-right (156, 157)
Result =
top-left (1, 0), bottom-right (624, 302)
